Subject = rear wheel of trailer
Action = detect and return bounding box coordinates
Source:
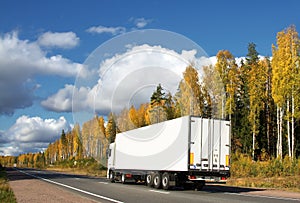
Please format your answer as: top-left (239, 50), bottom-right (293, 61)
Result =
top-left (153, 172), bottom-right (162, 189)
top-left (161, 172), bottom-right (170, 190)
top-left (146, 173), bottom-right (153, 187)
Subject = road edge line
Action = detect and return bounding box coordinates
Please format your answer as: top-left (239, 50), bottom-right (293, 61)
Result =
top-left (16, 168), bottom-right (124, 203)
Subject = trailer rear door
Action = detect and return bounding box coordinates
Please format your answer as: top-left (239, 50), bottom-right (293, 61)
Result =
top-left (189, 117), bottom-right (230, 172)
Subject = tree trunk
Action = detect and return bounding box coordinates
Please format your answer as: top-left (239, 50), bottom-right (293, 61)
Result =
top-left (252, 128), bottom-right (255, 160)
top-left (279, 107), bottom-right (283, 159)
top-left (252, 113), bottom-right (256, 160)
top-left (287, 99), bottom-right (291, 157)
top-left (292, 94), bottom-right (295, 158)
top-left (276, 105), bottom-right (283, 159)
top-left (266, 98), bottom-right (270, 154)
top-left (276, 105), bottom-right (280, 158)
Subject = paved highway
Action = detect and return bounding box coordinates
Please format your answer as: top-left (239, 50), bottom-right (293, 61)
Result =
top-left (11, 168), bottom-right (300, 203)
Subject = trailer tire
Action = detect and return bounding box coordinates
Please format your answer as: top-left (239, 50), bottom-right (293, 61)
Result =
top-left (153, 172), bottom-right (162, 189)
top-left (121, 174), bottom-right (126, 184)
top-left (146, 174), bottom-right (153, 187)
top-left (162, 172), bottom-right (170, 190)
top-left (195, 180), bottom-right (205, 191)
top-left (109, 170), bottom-right (115, 183)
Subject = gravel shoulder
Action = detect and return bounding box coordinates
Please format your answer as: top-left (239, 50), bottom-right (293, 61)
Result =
top-left (207, 184), bottom-right (300, 200)
top-left (6, 168), bottom-right (99, 203)
top-left (244, 189), bottom-right (300, 200)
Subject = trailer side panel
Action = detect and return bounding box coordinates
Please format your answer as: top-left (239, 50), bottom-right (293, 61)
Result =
top-left (114, 116), bottom-right (190, 171)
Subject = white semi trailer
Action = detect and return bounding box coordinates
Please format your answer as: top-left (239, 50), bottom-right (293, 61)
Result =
top-left (107, 116), bottom-right (230, 190)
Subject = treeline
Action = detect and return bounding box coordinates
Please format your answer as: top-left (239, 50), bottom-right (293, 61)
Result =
top-left (0, 153), bottom-right (45, 168)
top-left (1, 25), bottom-right (300, 168)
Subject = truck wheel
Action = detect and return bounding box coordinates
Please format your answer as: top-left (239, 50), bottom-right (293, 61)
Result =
top-left (109, 170), bottom-right (115, 183)
top-left (162, 172), bottom-right (170, 190)
top-left (195, 180), bottom-right (205, 191)
top-left (146, 174), bottom-right (153, 187)
top-left (153, 172), bottom-right (162, 189)
top-left (121, 174), bottom-right (126, 184)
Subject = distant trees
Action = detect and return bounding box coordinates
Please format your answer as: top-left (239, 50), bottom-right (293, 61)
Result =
top-left (81, 116), bottom-right (108, 162)
top-left (45, 128), bottom-right (84, 164)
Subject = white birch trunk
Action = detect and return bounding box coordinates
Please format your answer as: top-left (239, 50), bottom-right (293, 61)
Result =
top-left (287, 99), bottom-right (291, 157)
top-left (252, 112), bottom-right (256, 160)
top-left (252, 126), bottom-right (255, 160)
top-left (276, 106), bottom-right (283, 159)
top-left (279, 107), bottom-right (283, 159)
top-left (276, 105), bottom-right (280, 158)
top-left (292, 94), bottom-right (295, 158)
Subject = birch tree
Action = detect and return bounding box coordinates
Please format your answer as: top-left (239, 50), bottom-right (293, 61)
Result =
top-left (272, 25), bottom-right (300, 158)
top-left (215, 50), bottom-right (238, 119)
top-left (175, 65), bottom-right (204, 117)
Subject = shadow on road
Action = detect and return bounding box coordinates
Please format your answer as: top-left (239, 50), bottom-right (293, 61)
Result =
top-left (202, 184), bottom-right (264, 193)
top-left (6, 167), bottom-right (34, 181)
top-left (6, 167), bottom-right (100, 182)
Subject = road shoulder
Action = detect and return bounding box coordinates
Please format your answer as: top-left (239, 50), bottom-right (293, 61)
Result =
top-left (7, 168), bottom-right (98, 203)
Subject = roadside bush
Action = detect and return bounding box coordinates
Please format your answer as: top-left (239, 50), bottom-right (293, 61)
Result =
top-left (231, 152), bottom-right (252, 177)
top-left (48, 157), bottom-right (107, 176)
top-left (0, 168), bottom-right (16, 203)
top-left (231, 152), bottom-right (299, 178)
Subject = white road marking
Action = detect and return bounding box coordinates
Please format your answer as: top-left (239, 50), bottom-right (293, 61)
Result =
top-left (99, 182), bottom-right (109, 185)
top-left (149, 189), bottom-right (170, 194)
top-left (224, 192), bottom-right (300, 202)
top-left (17, 169), bottom-right (124, 203)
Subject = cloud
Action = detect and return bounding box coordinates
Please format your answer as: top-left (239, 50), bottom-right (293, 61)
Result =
top-left (0, 130), bottom-right (9, 144)
top-left (86, 17), bottom-right (152, 36)
top-left (38, 31), bottom-right (79, 49)
top-left (41, 84), bottom-right (93, 112)
top-left (0, 31), bottom-right (83, 115)
top-left (42, 44), bottom-right (214, 116)
top-left (131, 18), bottom-right (152, 28)
top-left (86, 26), bottom-right (126, 35)
top-left (0, 115), bottom-right (71, 156)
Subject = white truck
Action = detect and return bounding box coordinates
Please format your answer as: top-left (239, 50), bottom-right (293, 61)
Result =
top-left (107, 116), bottom-right (230, 190)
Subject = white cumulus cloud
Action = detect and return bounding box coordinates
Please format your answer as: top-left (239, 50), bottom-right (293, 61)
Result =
top-left (42, 44), bottom-right (214, 117)
top-left (41, 84), bottom-right (94, 112)
top-left (86, 26), bottom-right (126, 35)
top-left (0, 31), bottom-right (83, 115)
top-left (38, 31), bottom-right (79, 49)
top-left (0, 116), bottom-right (71, 156)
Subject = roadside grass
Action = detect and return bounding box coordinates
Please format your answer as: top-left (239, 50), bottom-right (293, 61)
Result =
top-left (0, 167), bottom-right (16, 203)
top-left (227, 176), bottom-right (300, 192)
top-left (47, 158), bottom-right (107, 177)
top-left (228, 152), bottom-right (300, 192)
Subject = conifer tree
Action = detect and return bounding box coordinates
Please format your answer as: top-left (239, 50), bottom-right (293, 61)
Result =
top-left (148, 84), bottom-right (167, 123)
top-left (106, 113), bottom-right (117, 143)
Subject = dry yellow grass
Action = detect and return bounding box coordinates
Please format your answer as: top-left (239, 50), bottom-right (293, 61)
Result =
top-left (0, 168), bottom-right (17, 203)
top-left (227, 176), bottom-right (300, 192)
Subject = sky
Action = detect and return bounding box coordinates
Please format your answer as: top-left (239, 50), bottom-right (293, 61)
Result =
top-left (0, 0), bottom-right (299, 156)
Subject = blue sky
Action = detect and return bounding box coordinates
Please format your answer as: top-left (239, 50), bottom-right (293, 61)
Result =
top-left (1, 0), bottom-right (299, 156)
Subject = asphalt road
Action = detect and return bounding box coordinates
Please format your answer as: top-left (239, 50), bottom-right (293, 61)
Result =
top-left (9, 168), bottom-right (300, 203)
